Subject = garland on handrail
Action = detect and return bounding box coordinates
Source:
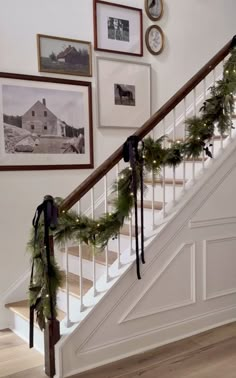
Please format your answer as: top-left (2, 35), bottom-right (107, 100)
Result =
top-left (28, 45), bottom-right (236, 329)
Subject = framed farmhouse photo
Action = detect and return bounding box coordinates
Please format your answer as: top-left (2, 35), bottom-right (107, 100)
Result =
top-left (37, 34), bottom-right (92, 77)
top-left (0, 73), bottom-right (93, 171)
top-left (94, 0), bottom-right (143, 56)
top-left (97, 57), bottom-right (151, 128)
top-left (145, 0), bottom-right (163, 21)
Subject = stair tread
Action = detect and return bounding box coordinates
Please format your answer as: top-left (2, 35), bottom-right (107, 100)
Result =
top-left (120, 223), bottom-right (140, 237)
top-left (61, 245), bottom-right (117, 266)
top-left (61, 272), bottom-right (93, 298)
top-left (144, 177), bottom-right (185, 186)
top-left (138, 200), bottom-right (163, 210)
top-left (5, 300), bottom-right (65, 325)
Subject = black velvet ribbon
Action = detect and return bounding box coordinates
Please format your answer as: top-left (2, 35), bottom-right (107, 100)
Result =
top-left (29, 195), bottom-right (58, 348)
top-left (123, 136), bottom-right (145, 279)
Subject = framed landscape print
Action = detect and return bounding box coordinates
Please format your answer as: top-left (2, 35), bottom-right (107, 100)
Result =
top-left (37, 34), bottom-right (92, 77)
top-left (94, 0), bottom-right (143, 56)
top-left (97, 58), bottom-right (151, 128)
top-left (0, 73), bottom-right (93, 170)
top-left (145, 0), bottom-right (163, 21)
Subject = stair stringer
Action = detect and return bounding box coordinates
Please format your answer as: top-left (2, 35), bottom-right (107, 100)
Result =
top-left (55, 136), bottom-right (236, 378)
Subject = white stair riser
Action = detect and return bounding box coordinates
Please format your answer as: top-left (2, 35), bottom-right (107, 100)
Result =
top-left (142, 184), bottom-right (183, 203)
top-left (108, 234), bottom-right (131, 255)
top-left (60, 253), bottom-right (106, 281)
top-left (9, 311), bottom-right (44, 354)
top-left (57, 289), bottom-right (80, 318)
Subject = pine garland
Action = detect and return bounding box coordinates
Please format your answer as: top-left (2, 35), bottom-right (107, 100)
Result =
top-left (28, 46), bottom-right (236, 329)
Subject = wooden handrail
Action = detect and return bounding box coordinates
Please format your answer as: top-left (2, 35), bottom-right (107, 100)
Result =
top-left (60, 36), bottom-right (235, 212)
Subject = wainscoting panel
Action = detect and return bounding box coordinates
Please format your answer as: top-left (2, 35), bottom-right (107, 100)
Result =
top-left (120, 243), bottom-right (195, 323)
top-left (203, 236), bottom-right (236, 300)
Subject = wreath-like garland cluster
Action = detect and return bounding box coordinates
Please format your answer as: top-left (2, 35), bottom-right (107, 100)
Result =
top-left (28, 47), bottom-right (236, 329)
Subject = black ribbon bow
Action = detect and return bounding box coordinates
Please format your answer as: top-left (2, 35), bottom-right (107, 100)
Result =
top-left (29, 195), bottom-right (58, 348)
top-left (123, 136), bottom-right (145, 279)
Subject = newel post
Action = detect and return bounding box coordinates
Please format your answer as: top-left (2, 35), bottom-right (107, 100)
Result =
top-left (43, 199), bottom-right (60, 378)
top-left (44, 235), bottom-right (60, 377)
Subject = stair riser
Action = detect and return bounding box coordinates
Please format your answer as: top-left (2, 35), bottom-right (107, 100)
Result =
top-left (9, 311), bottom-right (44, 354)
top-left (60, 253), bottom-right (106, 281)
top-left (108, 234), bottom-right (131, 255)
top-left (141, 184), bottom-right (183, 203)
top-left (57, 289), bottom-right (80, 318)
top-left (163, 161), bottom-right (204, 179)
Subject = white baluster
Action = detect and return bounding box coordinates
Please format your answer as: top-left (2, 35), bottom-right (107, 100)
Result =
top-left (104, 175), bottom-right (110, 282)
top-left (64, 237), bottom-right (72, 327)
top-left (91, 188), bottom-right (97, 296)
top-left (116, 164), bottom-right (121, 268)
top-left (173, 108), bottom-right (176, 203)
top-left (202, 79), bottom-right (207, 169)
top-left (77, 201), bottom-right (84, 312)
top-left (162, 118), bottom-right (166, 218)
top-left (151, 169), bottom-right (155, 229)
top-left (129, 209), bottom-right (134, 255)
top-left (192, 88), bottom-right (197, 180)
top-left (183, 97), bottom-right (187, 190)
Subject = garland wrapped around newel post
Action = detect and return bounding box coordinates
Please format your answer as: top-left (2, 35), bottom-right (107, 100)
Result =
top-left (29, 195), bottom-right (63, 377)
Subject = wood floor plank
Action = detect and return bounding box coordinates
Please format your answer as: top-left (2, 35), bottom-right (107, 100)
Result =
top-left (72, 322), bottom-right (236, 378)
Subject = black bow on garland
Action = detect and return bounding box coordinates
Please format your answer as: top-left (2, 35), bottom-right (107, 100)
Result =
top-left (29, 195), bottom-right (58, 348)
top-left (123, 136), bottom-right (145, 279)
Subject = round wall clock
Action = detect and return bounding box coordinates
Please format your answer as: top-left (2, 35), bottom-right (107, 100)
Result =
top-left (145, 25), bottom-right (164, 55)
top-left (145, 0), bottom-right (163, 21)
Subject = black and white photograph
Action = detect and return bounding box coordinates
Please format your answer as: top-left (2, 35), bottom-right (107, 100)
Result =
top-left (3, 85), bottom-right (85, 154)
top-left (107, 17), bottom-right (129, 42)
top-left (37, 34), bottom-right (92, 77)
top-left (145, 0), bottom-right (163, 21)
top-left (94, 1), bottom-right (143, 56)
top-left (0, 73), bottom-right (93, 170)
top-left (114, 84), bottom-right (135, 106)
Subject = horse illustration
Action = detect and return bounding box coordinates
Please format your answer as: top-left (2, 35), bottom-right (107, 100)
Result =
top-left (116, 84), bottom-right (134, 105)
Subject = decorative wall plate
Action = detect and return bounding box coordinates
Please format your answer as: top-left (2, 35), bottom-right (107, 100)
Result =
top-left (145, 25), bottom-right (164, 55)
top-left (145, 0), bottom-right (163, 21)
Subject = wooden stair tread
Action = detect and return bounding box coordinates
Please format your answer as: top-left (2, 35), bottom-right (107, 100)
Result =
top-left (138, 200), bottom-right (163, 210)
top-left (120, 223), bottom-right (140, 237)
top-left (5, 300), bottom-right (65, 324)
top-left (61, 245), bottom-right (117, 266)
top-left (61, 272), bottom-right (93, 298)
top-left (144, 177), bottom-right (185, 186)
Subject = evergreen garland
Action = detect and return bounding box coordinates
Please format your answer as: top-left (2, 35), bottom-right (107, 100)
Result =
top-left (28, 46), bottom-right (236, 329)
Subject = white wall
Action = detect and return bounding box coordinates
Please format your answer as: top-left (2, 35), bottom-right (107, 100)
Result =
top-left (0, 0), bottom-right (235, 324)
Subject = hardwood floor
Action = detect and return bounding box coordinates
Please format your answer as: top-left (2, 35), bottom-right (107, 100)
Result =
top-left (1, 323), bottom-right (236, 377)
top-left (0, 329), bottom-right (45, 378)
top-left (72, 322), bottom-right (236, 378)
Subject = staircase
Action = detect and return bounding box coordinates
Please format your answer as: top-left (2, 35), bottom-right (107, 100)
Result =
top-left (4, 37), bottom-right (236, 377)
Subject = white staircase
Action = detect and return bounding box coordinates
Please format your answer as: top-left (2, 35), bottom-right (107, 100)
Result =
top-left (3, 46), bottom-right (236, 377)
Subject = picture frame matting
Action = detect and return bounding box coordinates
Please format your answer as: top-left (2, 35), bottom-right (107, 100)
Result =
top-left (96, 57), bottom-right (151, 129)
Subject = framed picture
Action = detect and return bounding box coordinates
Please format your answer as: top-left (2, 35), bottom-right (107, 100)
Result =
top-left (145, 0), bottom-right (163, 21)
top-left (37, 34), bottom-right (92, 77)
top-left (94, 0), bottom-right (143, 56)
top-left (97, 57), bottom-right (151, 128)
top-left (145, 25), bottom-right (164, 55)
top-left (0, 72), bottom-right (93, 171)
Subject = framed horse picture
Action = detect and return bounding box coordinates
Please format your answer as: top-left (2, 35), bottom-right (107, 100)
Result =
top-left (93, 0), bottom-right (143, 56)
top-left (97, 57), bottom-right (151, 128)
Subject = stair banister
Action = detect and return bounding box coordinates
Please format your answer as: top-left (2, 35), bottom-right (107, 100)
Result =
top-left (60, 37), bottom-right (234, 213)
